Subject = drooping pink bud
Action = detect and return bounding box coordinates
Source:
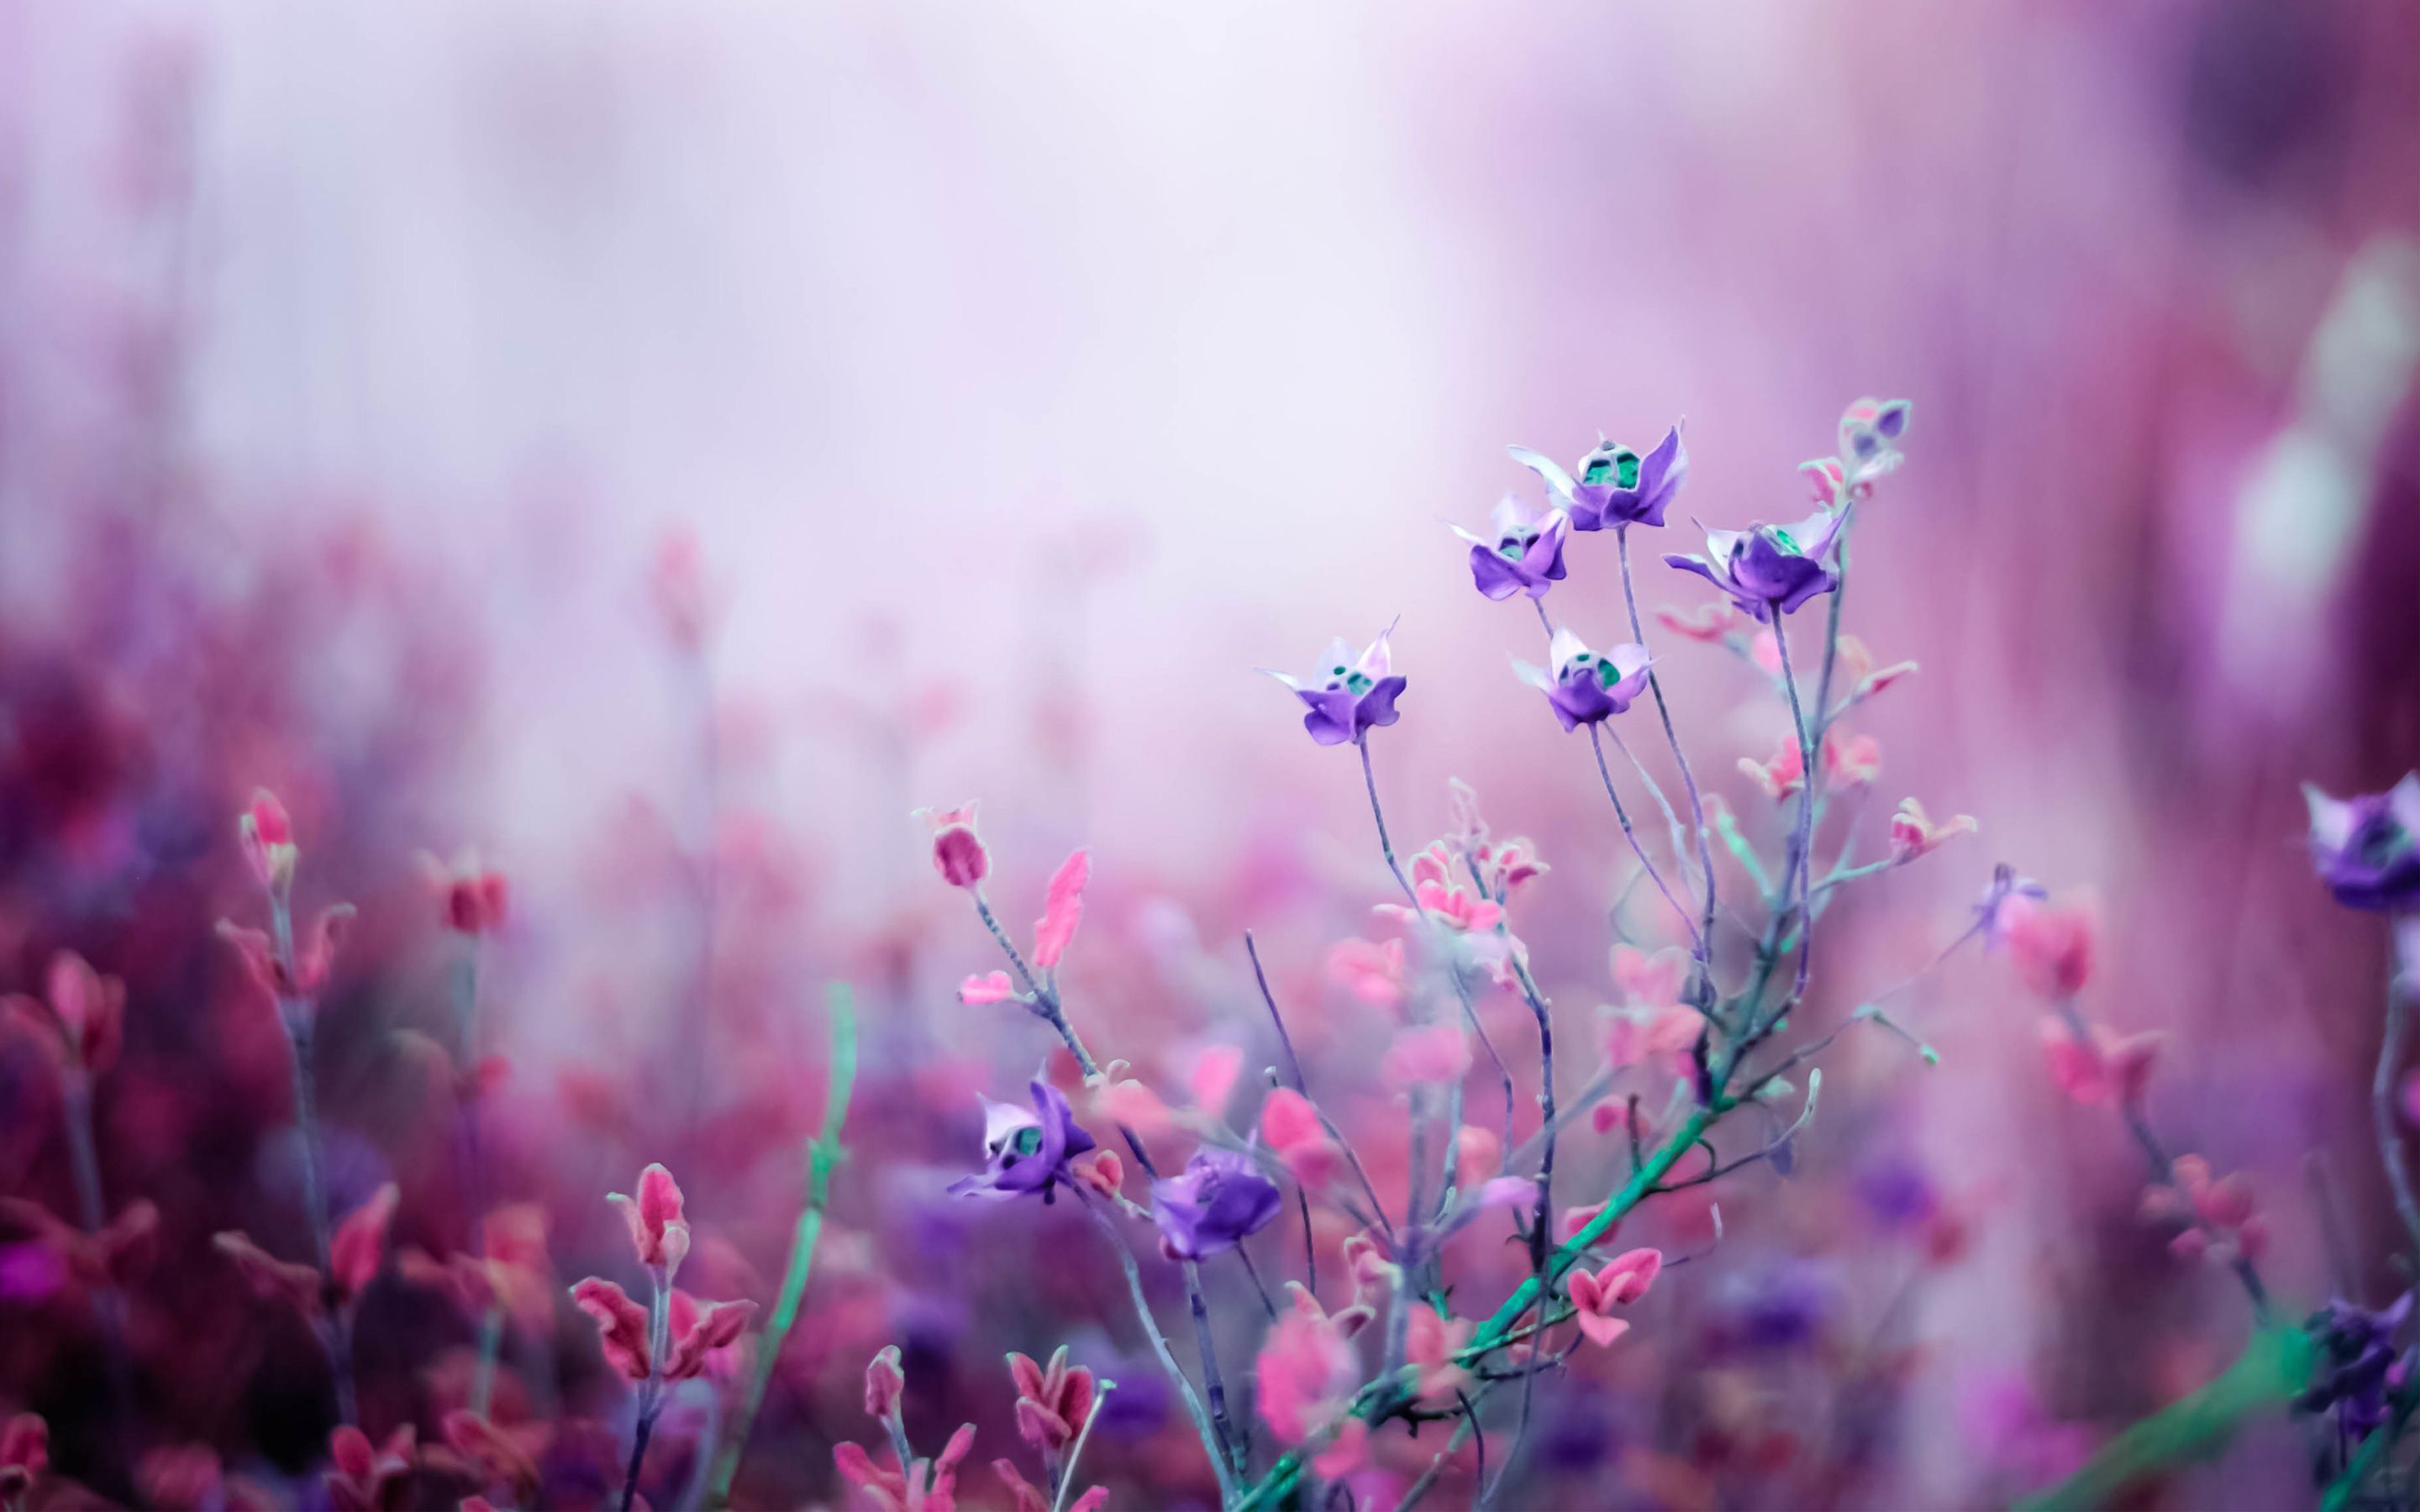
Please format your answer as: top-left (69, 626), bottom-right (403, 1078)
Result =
top-left (239, 788), bottom-right (299, 893)
top-left (865, 1344), bottom-right (907, 1421)
top-left (329, 1184), bottom-right (399, 1309)
top-left (919, 804), bottom-right (989, 889)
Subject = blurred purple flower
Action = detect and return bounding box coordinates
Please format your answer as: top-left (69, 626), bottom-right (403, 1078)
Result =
top-left (2301, 1293), bottom-right (2412, 1441)
top-left (1855, 1157), bottom-right (1940, 1232)
top-left (1151, 1146), bottom-right (1283, 1259)
top-left (2303, 775), bottom-right (2420, 912)
top-left (1663, 511), bottom-right (1844, 621)
top-left (1262, 627), bottom-right (1406, 747)
top-left (1451, 496), bottom-right (1569, 601)
top-left (1513, 627), bottom-right (1651, 732)
top-left (948, 1078), bottom-right (1097, 1205)
top-left (1510, 423), bottom-right (1687, 531)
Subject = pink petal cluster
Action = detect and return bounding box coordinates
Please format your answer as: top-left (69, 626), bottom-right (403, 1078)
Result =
top-left (1565, 1247), bottom-right (1664, 1347)
top-left (2039, 1016), bottom-right (2159, 1107)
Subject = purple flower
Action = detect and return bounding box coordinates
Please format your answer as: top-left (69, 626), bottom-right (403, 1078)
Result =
top-left (1512, 627), bottom-right (1651, 732)
top-left (947, 1078), bottom-right (1097, 1205)
top-left (1451, 496), bottom-right (1569, 601)
top-left (2301, 1293), bottom-right (2412, 1441)
top-left (1509, 423), bottom-right (1688, 532)
top-left (1150, 1146), bottom-right (1282, 1259)
top-left (1838, 396), bottom-right (1912, 486)
top-left (1262, 627), bottom-right (1406, 747)
top-left (2304, 775), bottom-right (2420, 912)
top-left (1662, 510), bottom-right (1844, 621)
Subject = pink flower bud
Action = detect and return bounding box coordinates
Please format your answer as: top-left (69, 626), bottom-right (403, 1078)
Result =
top-left (919, 804), bottom-right (989, 888)
top-left (864, 1345), bottom-right (907, 1421)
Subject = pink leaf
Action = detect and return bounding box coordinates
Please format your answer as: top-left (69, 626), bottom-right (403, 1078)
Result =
top-left (1032, 849), bottom-right (1091, 968)
top-left (959, 971), bottom-right (1018, 1005)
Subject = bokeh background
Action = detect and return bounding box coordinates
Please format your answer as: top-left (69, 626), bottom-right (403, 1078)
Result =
top-left (4, 1), bottom-right (2419, 1507)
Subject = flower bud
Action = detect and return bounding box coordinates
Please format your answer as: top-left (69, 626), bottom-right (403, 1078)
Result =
top-left (865, 1345), bottom-right (907, 1422)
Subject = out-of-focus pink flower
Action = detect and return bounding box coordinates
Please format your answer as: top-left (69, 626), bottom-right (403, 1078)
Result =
top-left (2, 951), bottom-right (125, 1076)
top-left (2145, 1155), bottom-right (2267, 1265)
top-left (835, 1421), bottom-right (976, 1512)
top-left (1256, 1306), bottom-right (1362, 1446)
top-left (329, 1183), bottom-right (399, 1307)
top-left (917, 804), bottom-right (989, 890)
top-left (218, 906), bottom-right (357, 1005)
top-left (1407, 1306), bottom-right (1474, 1403)
top-left (1854, 659), bottom-right (1919, 701)
top-left (1261, 1088), bottom-right (1341, 1187)
top-left (994, 1460), bottom-right (1107, 1512)
top-left (1610, 944), bottom-right (1689, 1008)
top-left (1340, 1232), bottom-right (1400, 1310)
top-left (958, 971), bottom-right (1019, 1005)
top-left (1085, 1058), bottom-right (1171, 1132)
top-left (1655, 601), bottom-right (1744, 643)
top-left (1557, 1199), bottom-right (1618, 1247)
top-left (650, 528), bottom-right (714, 652)
top-left (2006, 895), bottom-right (2098, 999)
top-left (1566, 1247), bottom-right (1663, 1347)
top-left (1592, 1100), bottom-right (1637, 1137)
top-left (419, 848), bottom-right (508, 935)
top-left (443, 1410), bottom-right (543, 1507)
top-left (1282, 1278), bottom-right (1375, 1341)
top-left (1072, 1149), bottom-right (1124, 1200)
top-left (325, 1425), bottom-right (415, 1512)
top-left (1889, 797), bottom-right (1976, 863)
top-left (214, 1229), bottom-right (324, 1314)
top-left (239, 787), bottom-right (297, 893)
top-left (0, 1197), bottom-right (155, 1291)
top-left (1826, 733), bottom-right (1881, 787)
top-left (2039, 1016), bottom-right (2159, 1107)
top-left (1188, 1043), bottom-right (1244, 1116)
top-left (1328, 937), bottom-right (1409, 1009)
top-left (1602, 1004), bottom-right (1700, 1070)
top-left (1009, 1345), bottom-right (1095, 1455)
top-left (608, 1163), bottom-right (691, 1278)
top-left (1471, 835), bottom-right (1549, 896)
top-left (1375, 845), bottom-right (1502, 932)
top-left (1, 1414), bottom-right (46, 1504)
top-left (1739, 737), bottom-right (1807, 801)
top-left (1381, 1024), bottom-right (1470, 1089)
top-left (1031, 849), bottom-right (1090, 969)
top-left (1454, 1125), bottom-right (1500, 1193)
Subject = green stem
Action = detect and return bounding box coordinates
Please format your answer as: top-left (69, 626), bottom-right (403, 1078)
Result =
top-left (708, 984), bottom-right (859, 1506)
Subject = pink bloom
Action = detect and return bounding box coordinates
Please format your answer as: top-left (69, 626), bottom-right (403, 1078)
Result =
top-left (325, 1425), bottom-right (415, 1512)
top-left (664, 1289), bottom-right (756, 1381)
top-left (571, 1277), bottom-right (652, 1380)
top-left (1031, 849), bottom-right (1090, 968)
top-left (239, 787), bottom-right (297, 893)
top-left (1854, 660), bottom-right (1919, 701)
top-left (1739, 737), bottom-right (1807, 801)
top-left (1328, 937), bottom-right (1410, 1009)
top-left (1008, 1345), bottom-right (1095, 1455)
top-left (1888, 797), bottom-right (1976, 863)
top-left (2004, 894), bottom-right (2097, 999)
top-left (835, 1421), bottom-right (976, 1512)
top-left (2039, 1016), bottom-right (2159, 1107)
top-left (1825, 733), bottom-right (1881, 787)
top-left (1601, 1004), bottom-right (1700, 1070)
top-left (918, 804), bottom-right (990, 890)
top-left (1407, 1306), bottom-right (1475, 1403)
top-left (218, 906), bottom-right (356, 1005)
top-left (1381, 1024), bottom-right (1471, 1089)
top-left (329, 1183), bottom-right (398, 1309)
top-left (1282, 1278), bottom-right (1375, 1341)
top-left (1557, 1199), bottom-right (1618, 1247)
top-left (959, 970), bottom-right (1019, 1005)
top-left (1654, 601), bottom-right (1744, 643)
top-left (1340, 1232), bottom-right (1401, 1309)
top-left (1312, 1417), bottom-right (1370, 1479)
top-left (1073, 1150), bottom-right (1125, 1200)
top-left (1610, 943), bottom-right (1690, 1009)
top-left (1255, 1307), bottom-right (1360, 1445)
top-left (607, 1162), bottom-right (692, 1278)
top-left (419, 848), bottom-right (509, 935)
top-left (2, 951), bottom-right (126, 1076)
top-left (1261, 1088), bottom-right (1340, 1185)
top-left (1454, 1125), bottom-right (1501, 1193)
top-left (1189, 1043), bottom-right (1245, 1115)
top-left (1565, 1247), bottom-right (1663, 1347)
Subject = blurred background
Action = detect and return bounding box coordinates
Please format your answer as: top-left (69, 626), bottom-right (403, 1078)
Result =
top-left (3, 1), bottom-right (2419, 1506)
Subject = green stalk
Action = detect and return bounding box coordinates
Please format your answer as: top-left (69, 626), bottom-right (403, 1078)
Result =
top-left (708, 984), bottom-right (859, 1506)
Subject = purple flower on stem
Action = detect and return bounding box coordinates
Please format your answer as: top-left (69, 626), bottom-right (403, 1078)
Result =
top-left (1150, 1147), bottom-right (1283, 1260)
top-left (948, 1079), bottom-right (1097, 1205)
top-left (2301, 1293), bottom-right (2412, 1441)
top-left (1662, 510), bottom-right (1845, 622)
top-left (1512, 627), bottom-right (1651, 732)
top-left (2304, 775), bottom-right (2420, 912)
top-left (1509, 423), bottom-right (1688, 532)
top-left (1262, 627), bottom-right (1406, 747)
top-left (1451, 496), bottom-right (1569, 601)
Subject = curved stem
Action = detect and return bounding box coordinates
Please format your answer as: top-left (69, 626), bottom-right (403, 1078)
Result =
top-left (1586, 725), bottom-right (1703, 949)
top-left (1081, 1193), bottom-right (1236, 1507)
top-left (1617, 525), bottom-right (1720, 965)
top-left (1358, 733), bottom-right (1419, 907)
top-left (2375, 919), bottom-right (2420, 1262)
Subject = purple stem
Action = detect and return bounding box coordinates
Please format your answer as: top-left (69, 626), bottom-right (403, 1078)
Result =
top-left (1585, 725), bottom-right (1704, 949)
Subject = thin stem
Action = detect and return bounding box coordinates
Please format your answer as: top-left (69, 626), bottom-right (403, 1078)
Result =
top-left (973, 893), bottom-right (1103, 1079)
top-left (1081, 1192), bottom-right (1236, 1507)
top-left (1617, 524), bottom-right (1721, 963)
top-left (2375, 920), bottom-right (2420, 1262)
top-left (711, 986), bottom-right (859, 1504)
top-left (1358, 734), bottom-right (1420, 907)
top-left (1770, 610), bottom-right (1819, 1005)
top-left (1051, 1379), bottom-right (1118, 1512)
top-left (1183, 1257), bottom-right (1245, 1479)
top-left (1585, 725), bottom-right (1702, 949)
top-left (621, 1410), bottom-right (656, 1512)
top-left (1237, 1246), bottom-right (1280, 1320)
